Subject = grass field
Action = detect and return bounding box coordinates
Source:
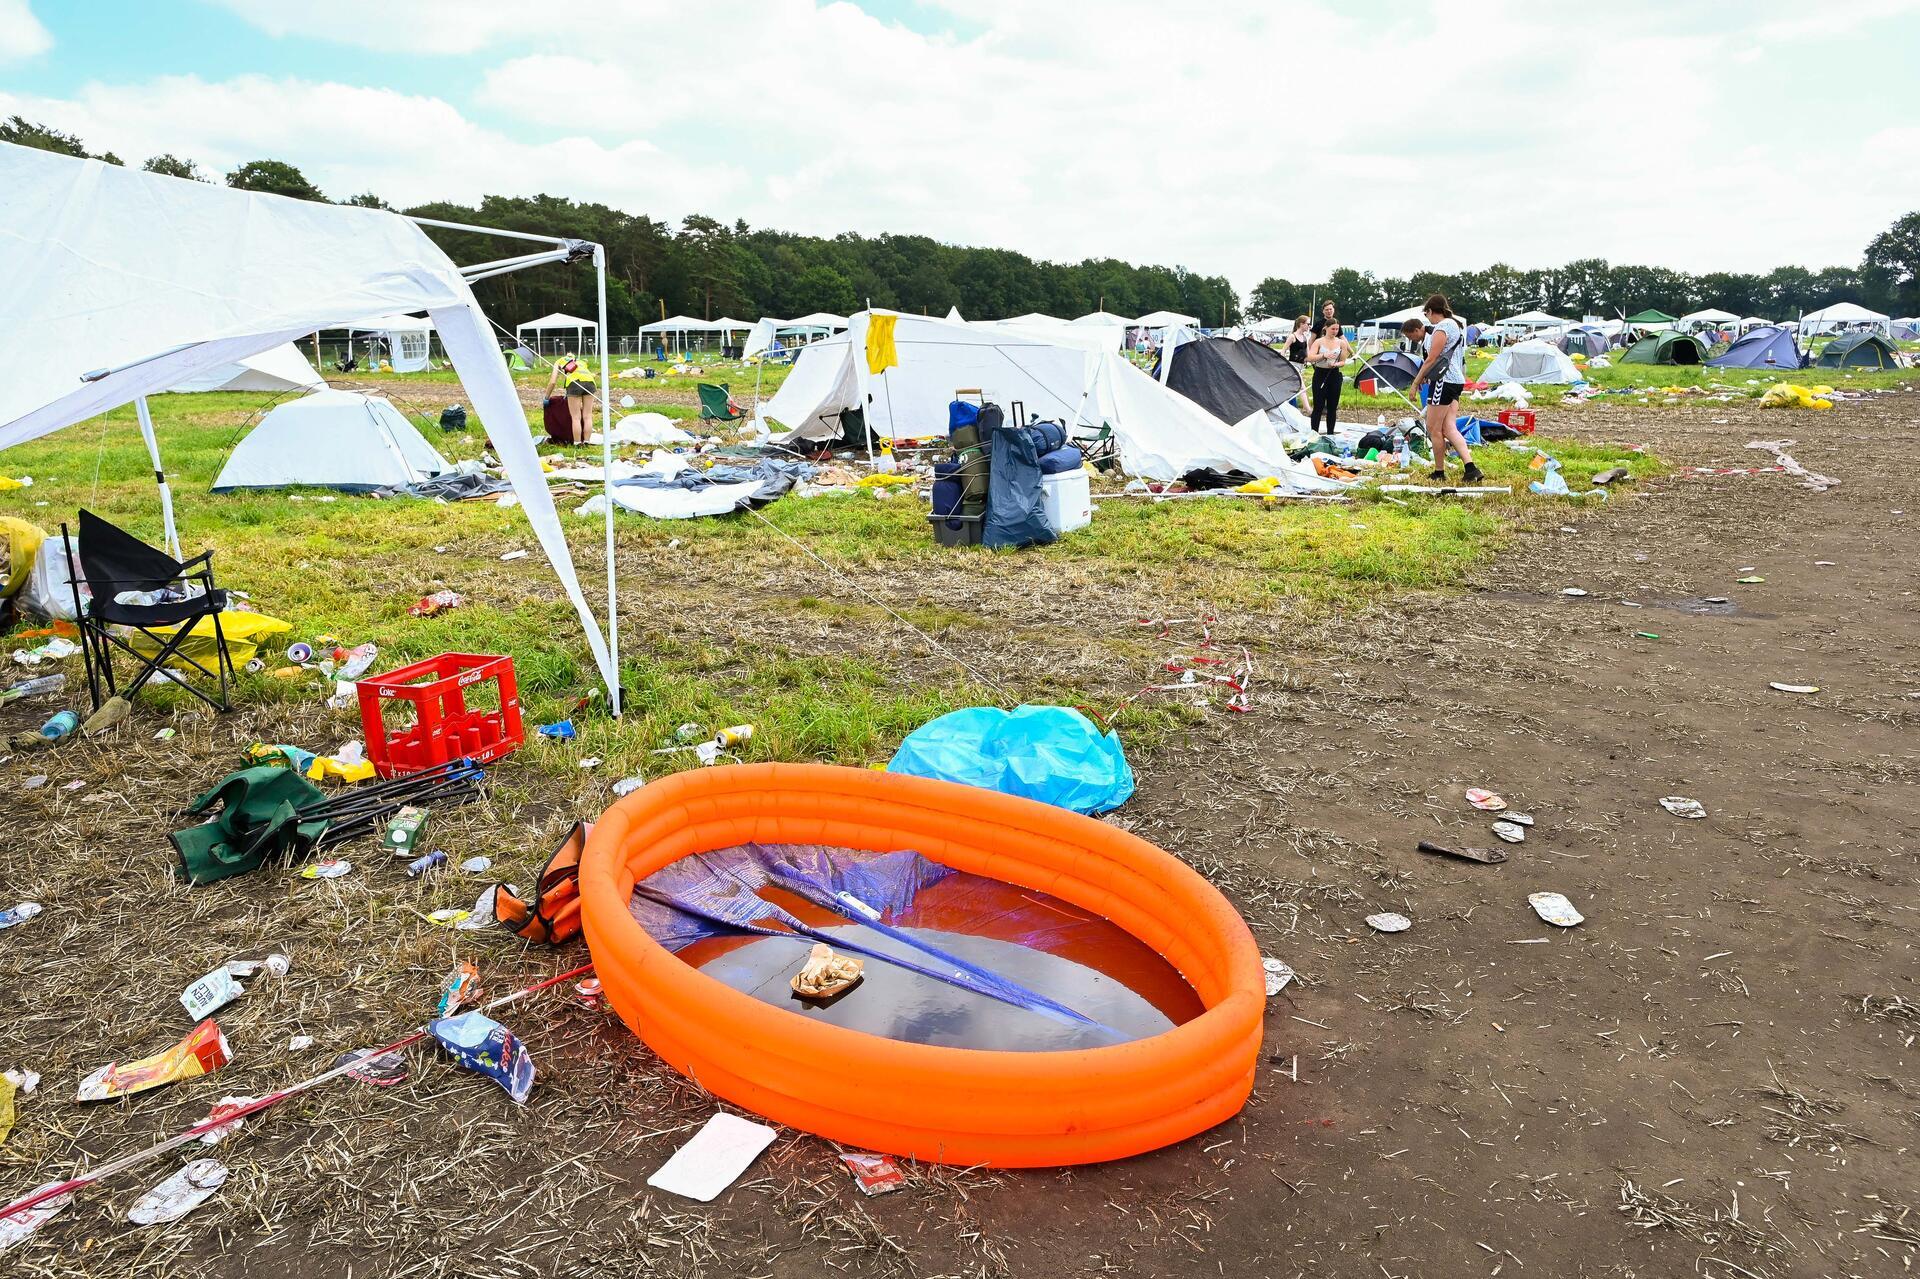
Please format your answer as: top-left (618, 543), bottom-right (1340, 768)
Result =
top-left (0, 358), bottom-right (1669, 785)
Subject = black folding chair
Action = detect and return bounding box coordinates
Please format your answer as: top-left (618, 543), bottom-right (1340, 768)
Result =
top-left (63, 510), bottom-right (234, 712)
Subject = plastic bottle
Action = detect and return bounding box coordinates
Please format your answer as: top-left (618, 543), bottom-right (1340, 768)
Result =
top-left (0, 673), bottom-right (66, 703)
top-left (38, 710), bottom-right (79, 741)
top-left (876, 441), bottom-right (897, 475)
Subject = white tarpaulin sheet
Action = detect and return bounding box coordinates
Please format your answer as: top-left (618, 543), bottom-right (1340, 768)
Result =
top-left (169, 342), bottom-right (327, 394)
top-left (0, 141), bottom-right (613, 690)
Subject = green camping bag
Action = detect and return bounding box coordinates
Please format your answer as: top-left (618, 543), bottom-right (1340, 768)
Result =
top-left (171, 766), bottom-right (332, 885)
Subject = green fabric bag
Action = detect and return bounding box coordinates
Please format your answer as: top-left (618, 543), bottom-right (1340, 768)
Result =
top-left (171, 766), bottom-right (331, 885)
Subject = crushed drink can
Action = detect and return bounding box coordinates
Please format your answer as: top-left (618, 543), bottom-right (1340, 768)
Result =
top-left (713, 724), bottom-right (753, 749)
top-left (428, 1011), bottom-right (535, 1104)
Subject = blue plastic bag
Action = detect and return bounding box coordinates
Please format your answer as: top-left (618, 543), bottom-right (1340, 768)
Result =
top-left (888, 705), bottom-right (1134, 814)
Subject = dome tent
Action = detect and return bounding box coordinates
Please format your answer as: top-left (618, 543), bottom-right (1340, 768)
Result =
top-left (1558, 327), bottom-right (1608, 359)
top-left (212, 390), bottom-right (449, 493)
top-left (1708, 325), bottom-right (1804, 370)
top-left (1483, 339), bottom-right (1581, 384)
top-left (1161, 336), bottom-right (1304, 424)
top-left (1620, 331), bottom-right (1707, 365)
top-left (1351, 350), bottom-right (1421, 390)
top-left (1815, 332), bottom-right (1899, 368)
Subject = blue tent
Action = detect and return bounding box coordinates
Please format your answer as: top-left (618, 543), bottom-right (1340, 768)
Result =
top-left (1708, 325), bottom-right (1804, 370)
top-left (1558, 326), bottom-right (1608, 358)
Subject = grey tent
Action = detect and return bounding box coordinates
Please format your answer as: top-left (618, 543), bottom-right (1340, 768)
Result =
top-left (1161, 336), bottom-right (1304, 424)
top-left (1352, 350), bottom-right (1421, 391)
top-left (1815, 332), bottom-right (1899, 368)
top-left (213, 390), bottom-right (448, 492)
top-left (1558, 327), bottom-right (1608, 358)
top-left (1708, 325), bottom-right (1804, 370)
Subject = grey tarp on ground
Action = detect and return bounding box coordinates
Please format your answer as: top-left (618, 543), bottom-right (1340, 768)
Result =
top-left (373, 471), bottom-right (513, 501)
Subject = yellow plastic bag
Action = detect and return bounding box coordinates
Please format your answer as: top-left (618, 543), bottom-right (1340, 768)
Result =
top-left (0, 516), bottom-right (47, 600)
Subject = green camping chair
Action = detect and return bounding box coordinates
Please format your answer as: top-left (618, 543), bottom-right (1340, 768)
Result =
top-left (171, 766), bottom-right (331, 885)
top-left (697, 383), bottom-right (746, 422)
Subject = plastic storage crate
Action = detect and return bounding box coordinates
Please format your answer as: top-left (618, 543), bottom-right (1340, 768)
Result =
top-left (356, 652), bottom-right (523, 778)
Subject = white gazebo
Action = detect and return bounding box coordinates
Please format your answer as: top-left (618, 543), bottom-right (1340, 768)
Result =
top-left (1798, 301), bottom-right (1890, 336)
top-left (1680, 307), bottom-right (1739, 332)
top-left (1359, 305), bottom-right (1424, 338)
top-left (638, 314), bottom-right (720, 354)
top-left (1073, 310), bottom-right (1135, 327)
top-left (1134, 309), bottom-right (1200, 330)
top-left (346, 312), bottom-right (435, 371)
top-left (1494, 310), bottom-right (1570, 331)
top-left (515, 311), bottom-right (599, 357)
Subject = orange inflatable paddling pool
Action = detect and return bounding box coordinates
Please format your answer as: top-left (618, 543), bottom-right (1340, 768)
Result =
top-left (579, 762), bottom-right (1264, 1168)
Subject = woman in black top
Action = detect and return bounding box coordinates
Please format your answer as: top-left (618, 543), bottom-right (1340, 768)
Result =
top-left (1285, 315), bottom-right (1311, 363)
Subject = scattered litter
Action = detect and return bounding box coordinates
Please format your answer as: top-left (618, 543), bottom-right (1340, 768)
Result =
top-left (536, 720), bottom-right (577, 741)
top-left (1814, 560), bottom-right (1835, 566)
top-left (1768, 682), bottom-right (1819, 694)
top-left (78, 1020), bottom-right (230, 1102)
top-left (1262, 957), bottom-right (1297, 995)
top-left (499, 550), bottom-right (529, 562)
top-left (1560, 587), bottom-right (1588, 597)
top-left (453, 887), bottom-right (495, 931)
top-left (180, 966), bottom-right (246, 1018)
top-left (436, 961), bottom-right (483, 1017)
top-left (423, 908), bottom-right (471, 927)
top-left (1417, 840), bottom-right (1507, 865)
top-left (0, 1182), bottom-right (70, 1252)
top-left (611, 775), bottom-right (646, 797)
top-left (223, 953), bottom-right (289, 980)
top-left (407, 849), bottom-right (448, 877)
top-left (336, 1048), bottom-right (410, 1088)
top-left (20, 776), bottom-right (47, 790)
top-left (409, 590), bottom-right (465, 618)
top-left (1659, 796), bottom-right (1707, 819)
top-left (429, 1011), bottom-right (535, 1104)
top-left (792, 942), bottom-right (864, 999)
top-left (573, 978), bottom-right (604, 1008)
top-left (298, 859), bottom-right (353, 880)
top-left (840, 1152), bottom-right (907, 1196)
top-left (385, 805), bottom-right (429, 856)
top-left (1501, 812), bottom-right (1535, 827)
top-left (336, 643), bottom-right (379, 681)
top-left (578, 756), bottom-right (602, 770)
top-left (1491, 821), bottom-right (1527, 844)
top-left (1735, 575), bottom-right (1764, 584)
top-left (459, 855), bottom-right (492, 874)
top-left (60, 779), bottom-right (85, 792)
top-left (1465, 787), bottom-right (1506, 811)
top-left (195, 1096), bottom-right (255, 1145)
top-left (286, 1035), bottom-right (313, 1052)
top-left (1528, 892), bottom-right (1584, 928)
top-left (127, 1158), bottom-right (228, 1226)
top-left (647, 1112), bottom-right (778, 1202)
top-left (0, 902), bottom-right (43, 930)
top-left (1744, 439), bottom-right (1838, 492)
top-left (1634, 631), bottom-right (1661, 640)
top-left (1365, 912), bottom-right (1411, 934)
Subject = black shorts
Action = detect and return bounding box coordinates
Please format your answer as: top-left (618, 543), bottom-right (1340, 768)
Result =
top-left (565, 381), bottom-right (594, 398)
top-left (1427, 381), bottom-right (1464, 406)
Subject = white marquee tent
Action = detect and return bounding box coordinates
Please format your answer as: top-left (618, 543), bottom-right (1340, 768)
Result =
top-left (1494, 310), bottom-right (1570, 331)
top-left (516, 311), bottom-right (599, 354)
top-left (1680, 308), bottom-right (1739, 328)
top-left (1798, 301), bottom-right (1890, 336)
top-left (786, 312), bottom-right (849, 331)
top-left (1134, 310), bottom-right (1200, 330)
top-left (0, 141), bottom-right (619, 699)
top-left (1073, 310), bottom-right (1135, 327)
top-left (168, 342), bottom-right (327, 394)
top-left (639, 315), bottom-right (719, 352)
top-left (1359, 305), bottom-right (1423, 338)
top-left (346, 312), bottom-right (435, 372)
top-left (760, 310), bottom-right (1340, 489)
top-left (213, 390), bottom-right (447, 492)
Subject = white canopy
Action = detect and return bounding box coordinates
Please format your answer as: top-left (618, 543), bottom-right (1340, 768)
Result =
top-left (1798, 301), bottom-right (1890, 334)
top-left (639, 314), bottom-right (718, 333)
top-left (169, 342), bottom-right (327, 394)
top-left (348, 312), bottom-right (433, 334)
top-left (786, 311), bottom-right (849, 330)
top-left (213, 390), bottom-right (447, 491)
top-left (711, 316), bottom-right (755, 334)
top-left (1360, 305), bottom-right (1424, 332)
top-left (1681, 308), bottom-right (1739, 325)
top-left (517, 311), bottom-right (598, 333)
top-left (345, 312), bottom-right (435, 371)
top-left (0, 141), bottom-right (613, 691)
top-left (1495, 310), bottom-right (1569, 328)
top-left (1000, 311), bottom-right (1068, 326)
top-left (761, 310), bottom-right (1342, 489)
top-left (1134, 309), bottom-right (1199, 329)
top-left (1073, 310), bottom-right (1135, 327)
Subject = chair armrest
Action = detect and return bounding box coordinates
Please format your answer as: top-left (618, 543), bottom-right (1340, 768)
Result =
top-left (177, 549), bottom-right (214, 573)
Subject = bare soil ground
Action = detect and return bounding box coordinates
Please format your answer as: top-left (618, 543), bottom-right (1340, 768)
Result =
top-left (3, 392), bottom-right (1916, 1278)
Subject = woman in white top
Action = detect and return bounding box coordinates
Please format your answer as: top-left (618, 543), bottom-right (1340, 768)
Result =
top-left (1306, 320), bottom-right (1351, 435)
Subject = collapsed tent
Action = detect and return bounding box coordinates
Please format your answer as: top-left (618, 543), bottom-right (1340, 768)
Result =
top-left (1815, 332), bottom-right (1899, 368)
top-left (1161, 336), bottom-right (1303, 424)
top-left (1621, 331), bottom-right (1707, 365)
top-left (212, 390), bottom-right (448, 492)
top-left (1483, 339), bottom-right (1581, 384)
top-left (1351, 350), bottom-right (1421, 390)
top-left (762, 311), bottom-right (1338, 487)
top-left (1707, 325), bottom-right (1804, 369)
top-left (0, 141), bottom-right (615, 693)
top-left (1558, 327), bottom-right (1608, 359)
top-left (168, 343), bottom-right (327, 394)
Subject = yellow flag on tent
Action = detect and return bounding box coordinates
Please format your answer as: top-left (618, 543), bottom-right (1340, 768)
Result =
top-left (865, 314), bottom-right (899, 375)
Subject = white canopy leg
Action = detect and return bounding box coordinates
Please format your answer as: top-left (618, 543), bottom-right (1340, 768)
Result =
top-left (134, 396), bottom-right (182, 558)
top-left (595, 246), bottom-right (621, 716)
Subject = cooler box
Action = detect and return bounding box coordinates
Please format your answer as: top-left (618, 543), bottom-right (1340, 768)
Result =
top-left (1498, 408), bottom-right (1537, 433)
top-left (1039, 469), bottom-right (1092, 536)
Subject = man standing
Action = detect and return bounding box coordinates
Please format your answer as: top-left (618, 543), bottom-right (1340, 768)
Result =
top-left (1320, 298), bottom-right (1340, 338)
top-left (1406, 294), bottom-right (1482, 484)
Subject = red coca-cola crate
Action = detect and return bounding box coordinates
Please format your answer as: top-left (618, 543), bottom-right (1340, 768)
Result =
top-left (355, 652), bottom-right (522, 778)
top-left (1498, 408), bottom-right (1537, 433)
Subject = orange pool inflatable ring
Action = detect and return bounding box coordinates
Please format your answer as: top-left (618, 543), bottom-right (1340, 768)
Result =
top-left (580, 762), bottom-right (1264, 1167)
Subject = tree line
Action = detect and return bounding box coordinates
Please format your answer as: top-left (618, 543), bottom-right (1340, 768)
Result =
top-left (6, 114), bottom-right (1917, 331)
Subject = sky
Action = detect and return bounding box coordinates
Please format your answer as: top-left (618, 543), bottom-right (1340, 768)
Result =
top-left (4, 0), bottom-right (1917, 291)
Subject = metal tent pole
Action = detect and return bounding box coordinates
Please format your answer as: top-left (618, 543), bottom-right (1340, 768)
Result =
top-left (133, 396), bottom-right (182, 558)
top-left (595, 246), bottom-right (621, 716)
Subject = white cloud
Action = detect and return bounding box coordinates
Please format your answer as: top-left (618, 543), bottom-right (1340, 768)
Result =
top-left (0, 0), bottom-right (52, 62)
top-left (16, 0), bottom-right (1920, 292)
